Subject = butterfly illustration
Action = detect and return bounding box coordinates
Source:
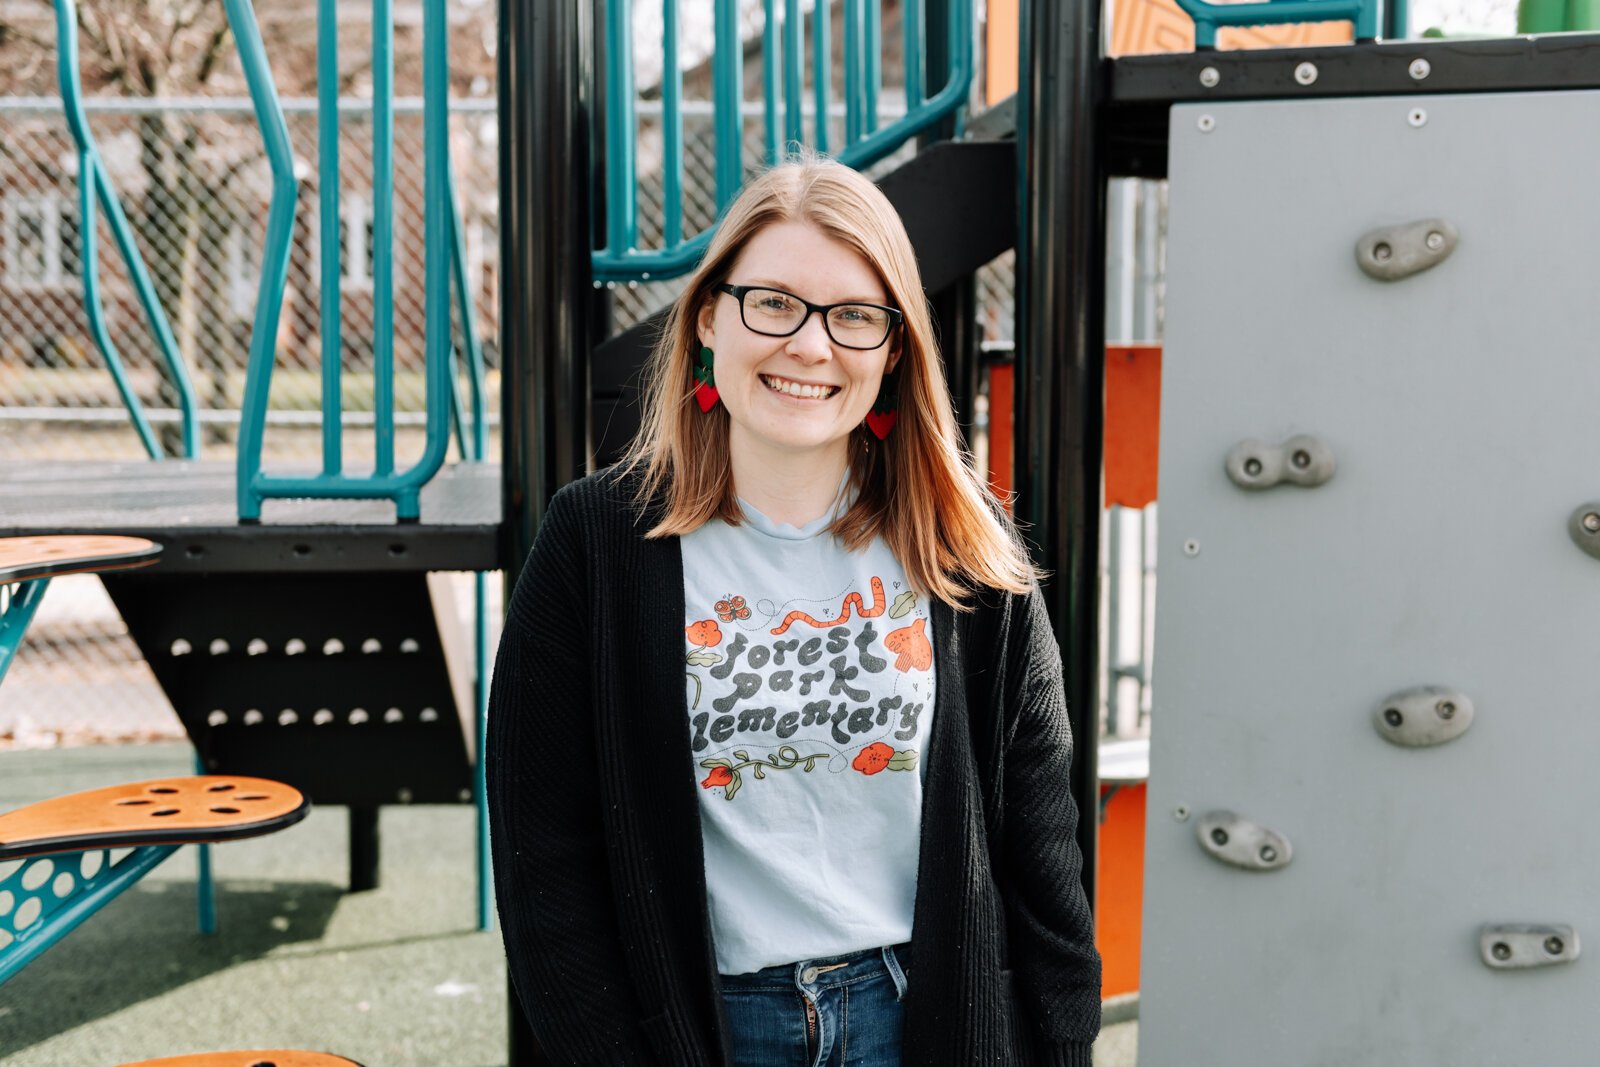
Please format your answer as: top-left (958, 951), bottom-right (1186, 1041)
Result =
top-left (714, 594), bottom-right (752, 622)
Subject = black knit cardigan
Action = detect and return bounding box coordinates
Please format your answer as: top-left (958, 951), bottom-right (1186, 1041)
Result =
top-left (486, 469), bottom-right (1102, 1066)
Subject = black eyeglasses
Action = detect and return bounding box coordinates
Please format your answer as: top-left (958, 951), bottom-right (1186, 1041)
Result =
top-left (715, 283), bottom-right (903, 351)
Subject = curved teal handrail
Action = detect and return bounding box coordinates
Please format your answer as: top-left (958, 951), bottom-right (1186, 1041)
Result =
top-left (54, 0), bottom-right (200, 460)
top-left (225, 0), bottom-right (455, 522)
top-left (594, 0), bottom-right (974, 283)
top-left (1172, 0), bottom-right (1382, 47)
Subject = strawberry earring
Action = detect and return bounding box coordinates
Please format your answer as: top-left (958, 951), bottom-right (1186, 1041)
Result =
top-left (864, 370), bottom-right (898, 440)
top-left (693, 345), bottom-right (720, 413)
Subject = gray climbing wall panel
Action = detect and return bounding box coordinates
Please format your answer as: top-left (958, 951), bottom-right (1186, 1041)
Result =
top-left (1141, 89), bottom-right (1600, 1065)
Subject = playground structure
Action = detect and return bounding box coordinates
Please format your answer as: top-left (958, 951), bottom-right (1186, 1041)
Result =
top-left (4, 0), bottom-right (1600, 1062)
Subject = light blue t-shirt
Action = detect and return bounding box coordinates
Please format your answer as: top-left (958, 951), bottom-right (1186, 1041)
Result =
top-left (681, 494), bottom-right (937, 976)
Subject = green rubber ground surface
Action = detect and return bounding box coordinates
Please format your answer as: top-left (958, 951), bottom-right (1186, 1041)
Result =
top-left (0, 741), bottom-right (1137, 1066)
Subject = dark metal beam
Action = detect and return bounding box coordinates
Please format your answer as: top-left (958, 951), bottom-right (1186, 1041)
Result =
top-left (502, 0), bottom-right (596, 574)
top-left (1017, 0), bottom-right (1106, 907)
top-left (1107, 32), bottom-right (1600, 178)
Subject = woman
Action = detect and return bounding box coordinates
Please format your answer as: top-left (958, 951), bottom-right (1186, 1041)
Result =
top-left (488, 156), bottom-right (1102, 1066)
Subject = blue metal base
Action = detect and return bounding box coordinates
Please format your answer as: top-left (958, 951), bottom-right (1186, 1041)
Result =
top-left (0, 844), bottom-right (178, 986)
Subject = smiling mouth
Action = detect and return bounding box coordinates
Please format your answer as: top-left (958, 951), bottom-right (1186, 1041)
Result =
top-left (761, 374), bottom-right (840, 400)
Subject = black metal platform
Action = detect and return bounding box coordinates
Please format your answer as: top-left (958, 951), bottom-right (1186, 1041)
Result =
top-left (1107, 32), bottom-right (1600, 178)
top-left (0, 460), bottom-right (502, 573)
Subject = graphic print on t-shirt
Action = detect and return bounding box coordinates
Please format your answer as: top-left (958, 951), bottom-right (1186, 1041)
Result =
top-left (685, 575), bottom-right (932, 801)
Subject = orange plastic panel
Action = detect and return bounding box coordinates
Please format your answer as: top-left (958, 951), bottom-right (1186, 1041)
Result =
top-left (1111, 0), bottom-right (1354, 55)
top-left (987, 362), bottom-right (1015, 503)
top-left (118, 1052), bottom-right (364, 1067)
top-left (0, 534), bottom-right (160, 584)
top-left (0, 777), bottom-right (309, 860)
top-left (1095, 781), bottom-right (1147, 999)
top-left (1104, 345), bottom-right (1162, 510)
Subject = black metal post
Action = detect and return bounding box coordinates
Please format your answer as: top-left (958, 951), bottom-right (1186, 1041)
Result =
top-left (348, 806), bottom-right (380, 891)
top-left (502, 0), bottom-right (596, 572)
top-left (500, 0), bottom-right (595, 1062)
top-left (1016, 0), bottom-right (1106, 907)
top-left (930, 282), bottom-right (981, 448)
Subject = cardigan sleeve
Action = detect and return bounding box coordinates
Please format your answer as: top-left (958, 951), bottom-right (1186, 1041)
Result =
top-left (998, 586), bottom-right (1104, 1067)
top-left (487, 486), bottom-right (660, 1066)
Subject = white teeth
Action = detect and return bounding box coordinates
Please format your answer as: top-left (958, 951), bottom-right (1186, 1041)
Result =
top-left (763, 375), bottom-right (835, 400)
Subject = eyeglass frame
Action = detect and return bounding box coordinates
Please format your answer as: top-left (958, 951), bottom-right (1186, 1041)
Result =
top-left (714, 283), bottom-right (904, 351)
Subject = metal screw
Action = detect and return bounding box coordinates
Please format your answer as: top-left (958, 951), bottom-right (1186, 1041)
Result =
top-left (1384, 708), bottom-right (1404, 728)
top-left (1294, 62), bottom-right (1318, 86)
top-left (1583, 512), bottom-right (1600, 533)
top-left (1492, 942), bottom-right (1512, 961)
top-left (1183, 539), bottom-right (1201, 557)
top-left (1545, 936), bottom-right (1565, 955)
top-left (1409, 58), bottom-right (1431, 80)
top-left (1210, 827), bottom-right (1229, 846)
top-left (1426, 231), bottom-right (1445, 251)
top-left (1409, 108), bottom-right (1428, 128)
top-left (1259, 845), bottom-right (1278, 863)
top-left (1174, 805), bottom-right (1191, 821)
top-left (1244, 457), bottom-right (1263, 476)
top-left (1291, 449), bottom-right (1312, 469)
top-left (1198, 114), bottom-right (1216, 133)
top-left (1436, 700), bottom-right (1456, 719)
top-left (1199, 65), bottom-right (1220, 88)
top-left (1373, 242), bottom-right (1393, 262)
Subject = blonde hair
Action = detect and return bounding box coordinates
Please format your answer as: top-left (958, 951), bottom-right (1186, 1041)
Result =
top-left (620, 155), bottom-right (1037, 608)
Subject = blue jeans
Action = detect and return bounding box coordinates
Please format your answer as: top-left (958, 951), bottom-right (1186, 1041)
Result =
top-left (719, 943), bottom-right (912, 1067)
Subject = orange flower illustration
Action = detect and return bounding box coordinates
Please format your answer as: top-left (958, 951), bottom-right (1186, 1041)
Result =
top-left (701, 766), bottom-right (735, 789)
top-left (686, 619), bottom-right (724, 648)
top-left (884, 617), bottom-right (932, 672)
top-left (852, 742), bottom-right (895, 776)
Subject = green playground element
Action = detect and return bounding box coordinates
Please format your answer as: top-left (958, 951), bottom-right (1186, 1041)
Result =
top-left (1518, 0), bottom-right (1600, 31)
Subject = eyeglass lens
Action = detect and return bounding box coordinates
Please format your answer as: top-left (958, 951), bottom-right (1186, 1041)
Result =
top-left (740, 288), bottom-right (892, 349)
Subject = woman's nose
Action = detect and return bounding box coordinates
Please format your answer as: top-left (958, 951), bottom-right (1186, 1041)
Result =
top-left (785, 312), bottom-right (834, 362)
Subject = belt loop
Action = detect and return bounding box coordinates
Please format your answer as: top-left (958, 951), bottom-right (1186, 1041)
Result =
top-left (882, 944), bottom-right (910, 1001)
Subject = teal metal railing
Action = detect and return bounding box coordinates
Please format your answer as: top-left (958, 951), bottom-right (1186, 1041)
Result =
top-left (1171, 0), bottom-right (1382, 47)
top-left (225, 0), bottom-right (484, 522)
top-left (53, 0), bottom-right (201, 460)
top-left (593, 0), bottom-right (974, 283)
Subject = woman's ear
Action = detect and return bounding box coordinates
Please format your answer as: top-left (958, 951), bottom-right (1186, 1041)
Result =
top-left (696, 296), bottom-right (717, 349)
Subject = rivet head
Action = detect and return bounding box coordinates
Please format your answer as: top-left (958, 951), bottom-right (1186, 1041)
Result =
top-left (1373, 242), bottom-right (1393, 262)
top-left (1426, 231), bottom-right (1445, 251)
top-left (1198, 114), bottom-right (1216, 133)
top-left (1436, 700), bottom-right (1456, 720)
top-left (1199, 65), bottom-right (1221, 88)
top-left (801, 967), bottom-right (820, 983)
top-left (1492, 942), bottom-right (1513, 961)
top-left (1183, 539), bottom-right (1201, 557)
top-left (1545, 936), bottom-right (1565, 955)
top-left (1409, 108), bottom-right (1428, 127)
top-left (1409, 58), bottom-right (1431, 80)
top-left (1244, 457), bottom-right (1263, 476)
top-left (1259, 844), bottom-right (1278, 863)
top-left (1174, 805), bottom-right (1191, 821)
top-left (1383, 708), bottom-right (1404, 727)
top-left (1294, 62), bottom-right (1318, 86)
top-left (1583, 512), bottom-right (1600, 533)
top-left (1210, 827), bottom-right (1229, 846)
top-left (1290, 449), bottom-right (1312, 469)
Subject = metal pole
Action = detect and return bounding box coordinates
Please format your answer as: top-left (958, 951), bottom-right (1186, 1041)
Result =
top-left (1016, 0), bottom-right (1106, 907)
top-left (500, 0), bottom-right (594, 1059)
top-left (502, 0), bottom-right (595, 570)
